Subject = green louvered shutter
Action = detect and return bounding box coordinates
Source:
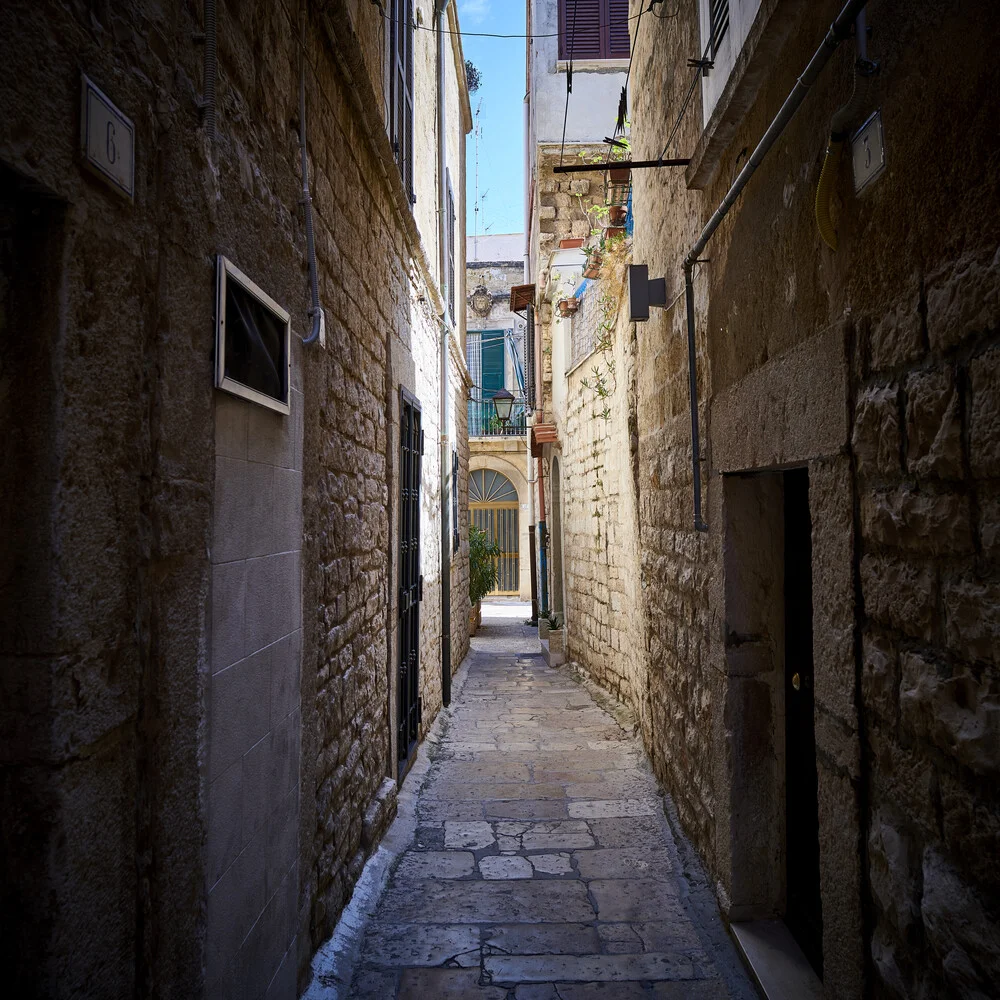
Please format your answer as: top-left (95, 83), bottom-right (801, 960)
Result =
top-left (481, 332), bottom-right (504, 397)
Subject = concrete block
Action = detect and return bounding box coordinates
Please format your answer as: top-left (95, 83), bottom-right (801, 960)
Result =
top-left (246, 460), bottom-right (276, 559)
top-left (248, 401), bottom-right (295, 470)
top-left (266, 786), bottom-right (299, 898)
top-left (207, 761), bottom-right (243, 889)
top-left (206, 830), bottom-right (267, 985)
top-left (216, 393), bottom-right (249, 461)
top-left (267, 708), bottom-right (300, 804)
top-left (245, 552), bottom-right (299, 655)
top-left (269, 628), bottom-right (301, 727)
top-left (213, 457), bottom-right (249, 563)
top-left (210, 648), bottom-right (271, 781)
top-left (272, 467), bottom-right (303, 554)
top-left (263, 938), bottom-right (297, 1000)
top-left (212, 561), bottom-right (247, 672)
top-left (242, 732), bottom-right (272, 848)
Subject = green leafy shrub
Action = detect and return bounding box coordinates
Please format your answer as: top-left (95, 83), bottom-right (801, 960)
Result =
top-left (469, 524), bottom-right (500, 605)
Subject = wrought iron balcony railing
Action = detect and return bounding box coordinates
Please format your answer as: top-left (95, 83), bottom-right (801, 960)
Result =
top-left (468, 392), bottom-right (528, 437)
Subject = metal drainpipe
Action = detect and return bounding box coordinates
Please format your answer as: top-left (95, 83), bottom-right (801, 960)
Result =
top-left (680, 0), bottom-right (869, 532)
top-left (202, 0), bottom-right (217, 143)
top-left (437, 0), bottom-right (452, 706)
top-left (537, 455), bottom-right (548, 617)
top-left (299, 1), bottom-right (325, 345)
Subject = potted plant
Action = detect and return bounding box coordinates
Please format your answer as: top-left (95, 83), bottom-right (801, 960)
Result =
top-left (604, 226), bottom-right (626, 243)
top-left (557, 297), bottom-right (579, 317)
top-left (542, 612), bottom-right (565, 667)
top-left (559, 237), bottom-right (585, 249)
top-left (469, 523), bottom-right (499, 635)
top-left (582, 247), bottom-right (603, 279)
top-left (608, 205), bottom-right (627, 225)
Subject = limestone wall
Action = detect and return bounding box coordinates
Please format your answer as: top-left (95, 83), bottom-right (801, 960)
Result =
top-left (621, 0), bottom-right (1000, 996)
top-left (0, 0), bottom-right (470, 996)
top-left (560, 264), bottom-right (648, 716)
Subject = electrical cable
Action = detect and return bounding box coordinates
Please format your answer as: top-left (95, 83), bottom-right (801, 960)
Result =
top-left (558, 0), bottom-right (579, 166)
top-left (373, 5), bottom-right (651, 40)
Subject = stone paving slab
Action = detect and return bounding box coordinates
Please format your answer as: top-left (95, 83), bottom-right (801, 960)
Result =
top-left (343, 612), bottom-right (755, 999)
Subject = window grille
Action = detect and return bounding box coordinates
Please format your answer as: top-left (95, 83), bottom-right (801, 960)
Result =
top-left (570, 284), bottom-right (601, 371)
top-left (709, 0), bottom-right (729, 58)
top-left (525, 304), bottom-right (535, 410)
top-left (390, 0), bottom-right (415, 203)
top-left (558, 0), bottom-right (630, 61)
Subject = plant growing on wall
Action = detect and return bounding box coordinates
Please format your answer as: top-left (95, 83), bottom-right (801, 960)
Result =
top-left (469, 523), bottom-right (500, 605)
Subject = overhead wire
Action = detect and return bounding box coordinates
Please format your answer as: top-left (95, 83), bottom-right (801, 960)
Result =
top-left (558, 0), bottom-right (579, 166)
top-left (373, 4), bottom-right (651, 40)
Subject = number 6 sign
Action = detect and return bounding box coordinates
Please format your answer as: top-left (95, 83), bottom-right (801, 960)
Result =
top-left (81, 74), bottom-right (135, 200)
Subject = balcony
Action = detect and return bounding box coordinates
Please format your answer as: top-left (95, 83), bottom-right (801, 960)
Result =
top-left (468, 391), bottom-right (528, 437)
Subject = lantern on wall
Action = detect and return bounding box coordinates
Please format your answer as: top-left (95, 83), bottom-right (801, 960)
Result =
top-left (492, 388), bottom-right (515, 426)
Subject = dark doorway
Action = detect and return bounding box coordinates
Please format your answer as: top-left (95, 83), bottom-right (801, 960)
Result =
top-left (398, 388), bottom-right (423, 777)
top-left (783, 468), bottom-right (823, 977)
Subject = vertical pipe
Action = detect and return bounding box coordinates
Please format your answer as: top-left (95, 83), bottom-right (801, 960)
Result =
top-left (683, 264), bottom-right (707, 532)
top-left (202, 0), bottom-right (217, 143)
top-left (537, 455), bottom-right (548, 615)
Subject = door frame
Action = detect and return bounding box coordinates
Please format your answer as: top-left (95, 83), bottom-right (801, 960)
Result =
top-left (397, 386), bottom-right (423, 780)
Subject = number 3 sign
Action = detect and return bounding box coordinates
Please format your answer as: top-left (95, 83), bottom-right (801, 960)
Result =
top-left (81, 74), bottom-right (135, 200)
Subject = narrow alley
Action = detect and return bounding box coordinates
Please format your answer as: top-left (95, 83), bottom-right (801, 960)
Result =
top-left (336, 605), bottom-right (756, 998)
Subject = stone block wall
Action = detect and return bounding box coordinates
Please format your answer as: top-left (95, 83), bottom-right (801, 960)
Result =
top-left (0, 0), bottom-right (469, 997)
top-left (560, 265), bottom-right (647, 717)
top-left (612, 1), bottom-right (999, 996)
top-left (857, 250), bottom-right (1000, 998)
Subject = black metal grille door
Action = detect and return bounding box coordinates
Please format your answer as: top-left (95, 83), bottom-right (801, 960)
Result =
top-left (398, 389), bottom-right (422, 772)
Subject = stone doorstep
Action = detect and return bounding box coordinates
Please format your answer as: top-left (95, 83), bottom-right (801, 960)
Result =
top-left (730, 920), bottom-right (823, 1000)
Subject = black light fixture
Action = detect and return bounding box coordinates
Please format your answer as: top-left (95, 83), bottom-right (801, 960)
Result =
top-left (492, 388), bottom-right (515, 425)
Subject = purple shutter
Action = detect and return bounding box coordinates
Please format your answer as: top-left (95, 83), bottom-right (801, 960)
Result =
top-left (559, 0), bottom-right (603, 60)
top-left (608, 0), bottom-right (630, 58)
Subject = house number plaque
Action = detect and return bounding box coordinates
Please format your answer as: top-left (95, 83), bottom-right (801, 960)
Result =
top-left (851, 109), bottom-right (886, 196)
top-left (80, 74), bottom-right (135, 200)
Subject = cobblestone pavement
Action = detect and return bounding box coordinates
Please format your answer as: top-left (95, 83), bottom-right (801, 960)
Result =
top-left (348, 607), bottom-right (756, 999)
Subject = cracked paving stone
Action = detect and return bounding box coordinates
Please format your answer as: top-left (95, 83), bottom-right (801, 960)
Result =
top-left (345, 609), bottom-right (755, 999)
top-left (480, 855), bottom-right (534, 879)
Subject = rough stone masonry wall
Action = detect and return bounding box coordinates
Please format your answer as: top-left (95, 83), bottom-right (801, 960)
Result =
top-left (627, 0), bottom-right (718, 870)
top-left (626, 1), bottom-right (1000, 997)
top-left (301, 0), bottom-right (462, 979)
top-left (561, 266), bottom-right (649, 723)
top-left (534, 146), bottom-right (607, 422)
top-left (0, 1), bottom-right (229, 993)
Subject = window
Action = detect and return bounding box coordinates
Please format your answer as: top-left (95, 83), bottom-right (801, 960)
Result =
top-left (215, 256), bottom-right (291, 414)
top-left (390, 0), bottom-right (415, 203)
top-left (698, 0), bottom-right (762, 125)
top-left (709, 0), bottom-right (729, 58)
top-left (446, 171), bottom-right (456, 323)
top-left (558, 0), bottom-right (629, 61)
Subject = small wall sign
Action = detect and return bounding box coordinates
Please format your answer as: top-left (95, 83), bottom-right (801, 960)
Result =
top-left (851, 109), bottom-right (886, 195)
top-left (80, 74), bottom-right (135, 200)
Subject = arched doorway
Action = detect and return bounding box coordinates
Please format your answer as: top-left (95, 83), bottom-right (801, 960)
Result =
top-left (470, 469), bottom-right (519, 595)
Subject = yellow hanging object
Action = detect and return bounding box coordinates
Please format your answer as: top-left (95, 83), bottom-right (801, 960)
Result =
top-left (815, 138), bottom-right (844, 252)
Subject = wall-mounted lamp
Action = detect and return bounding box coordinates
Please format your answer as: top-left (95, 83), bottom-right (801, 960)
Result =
top-left (628, 264), bottom-right (667, 322)
top-left (492, 387), bottom-right (515, 426)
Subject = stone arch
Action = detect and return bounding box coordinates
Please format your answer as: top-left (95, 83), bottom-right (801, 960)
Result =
top-left (469, 454), bottom-right (531, 599)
